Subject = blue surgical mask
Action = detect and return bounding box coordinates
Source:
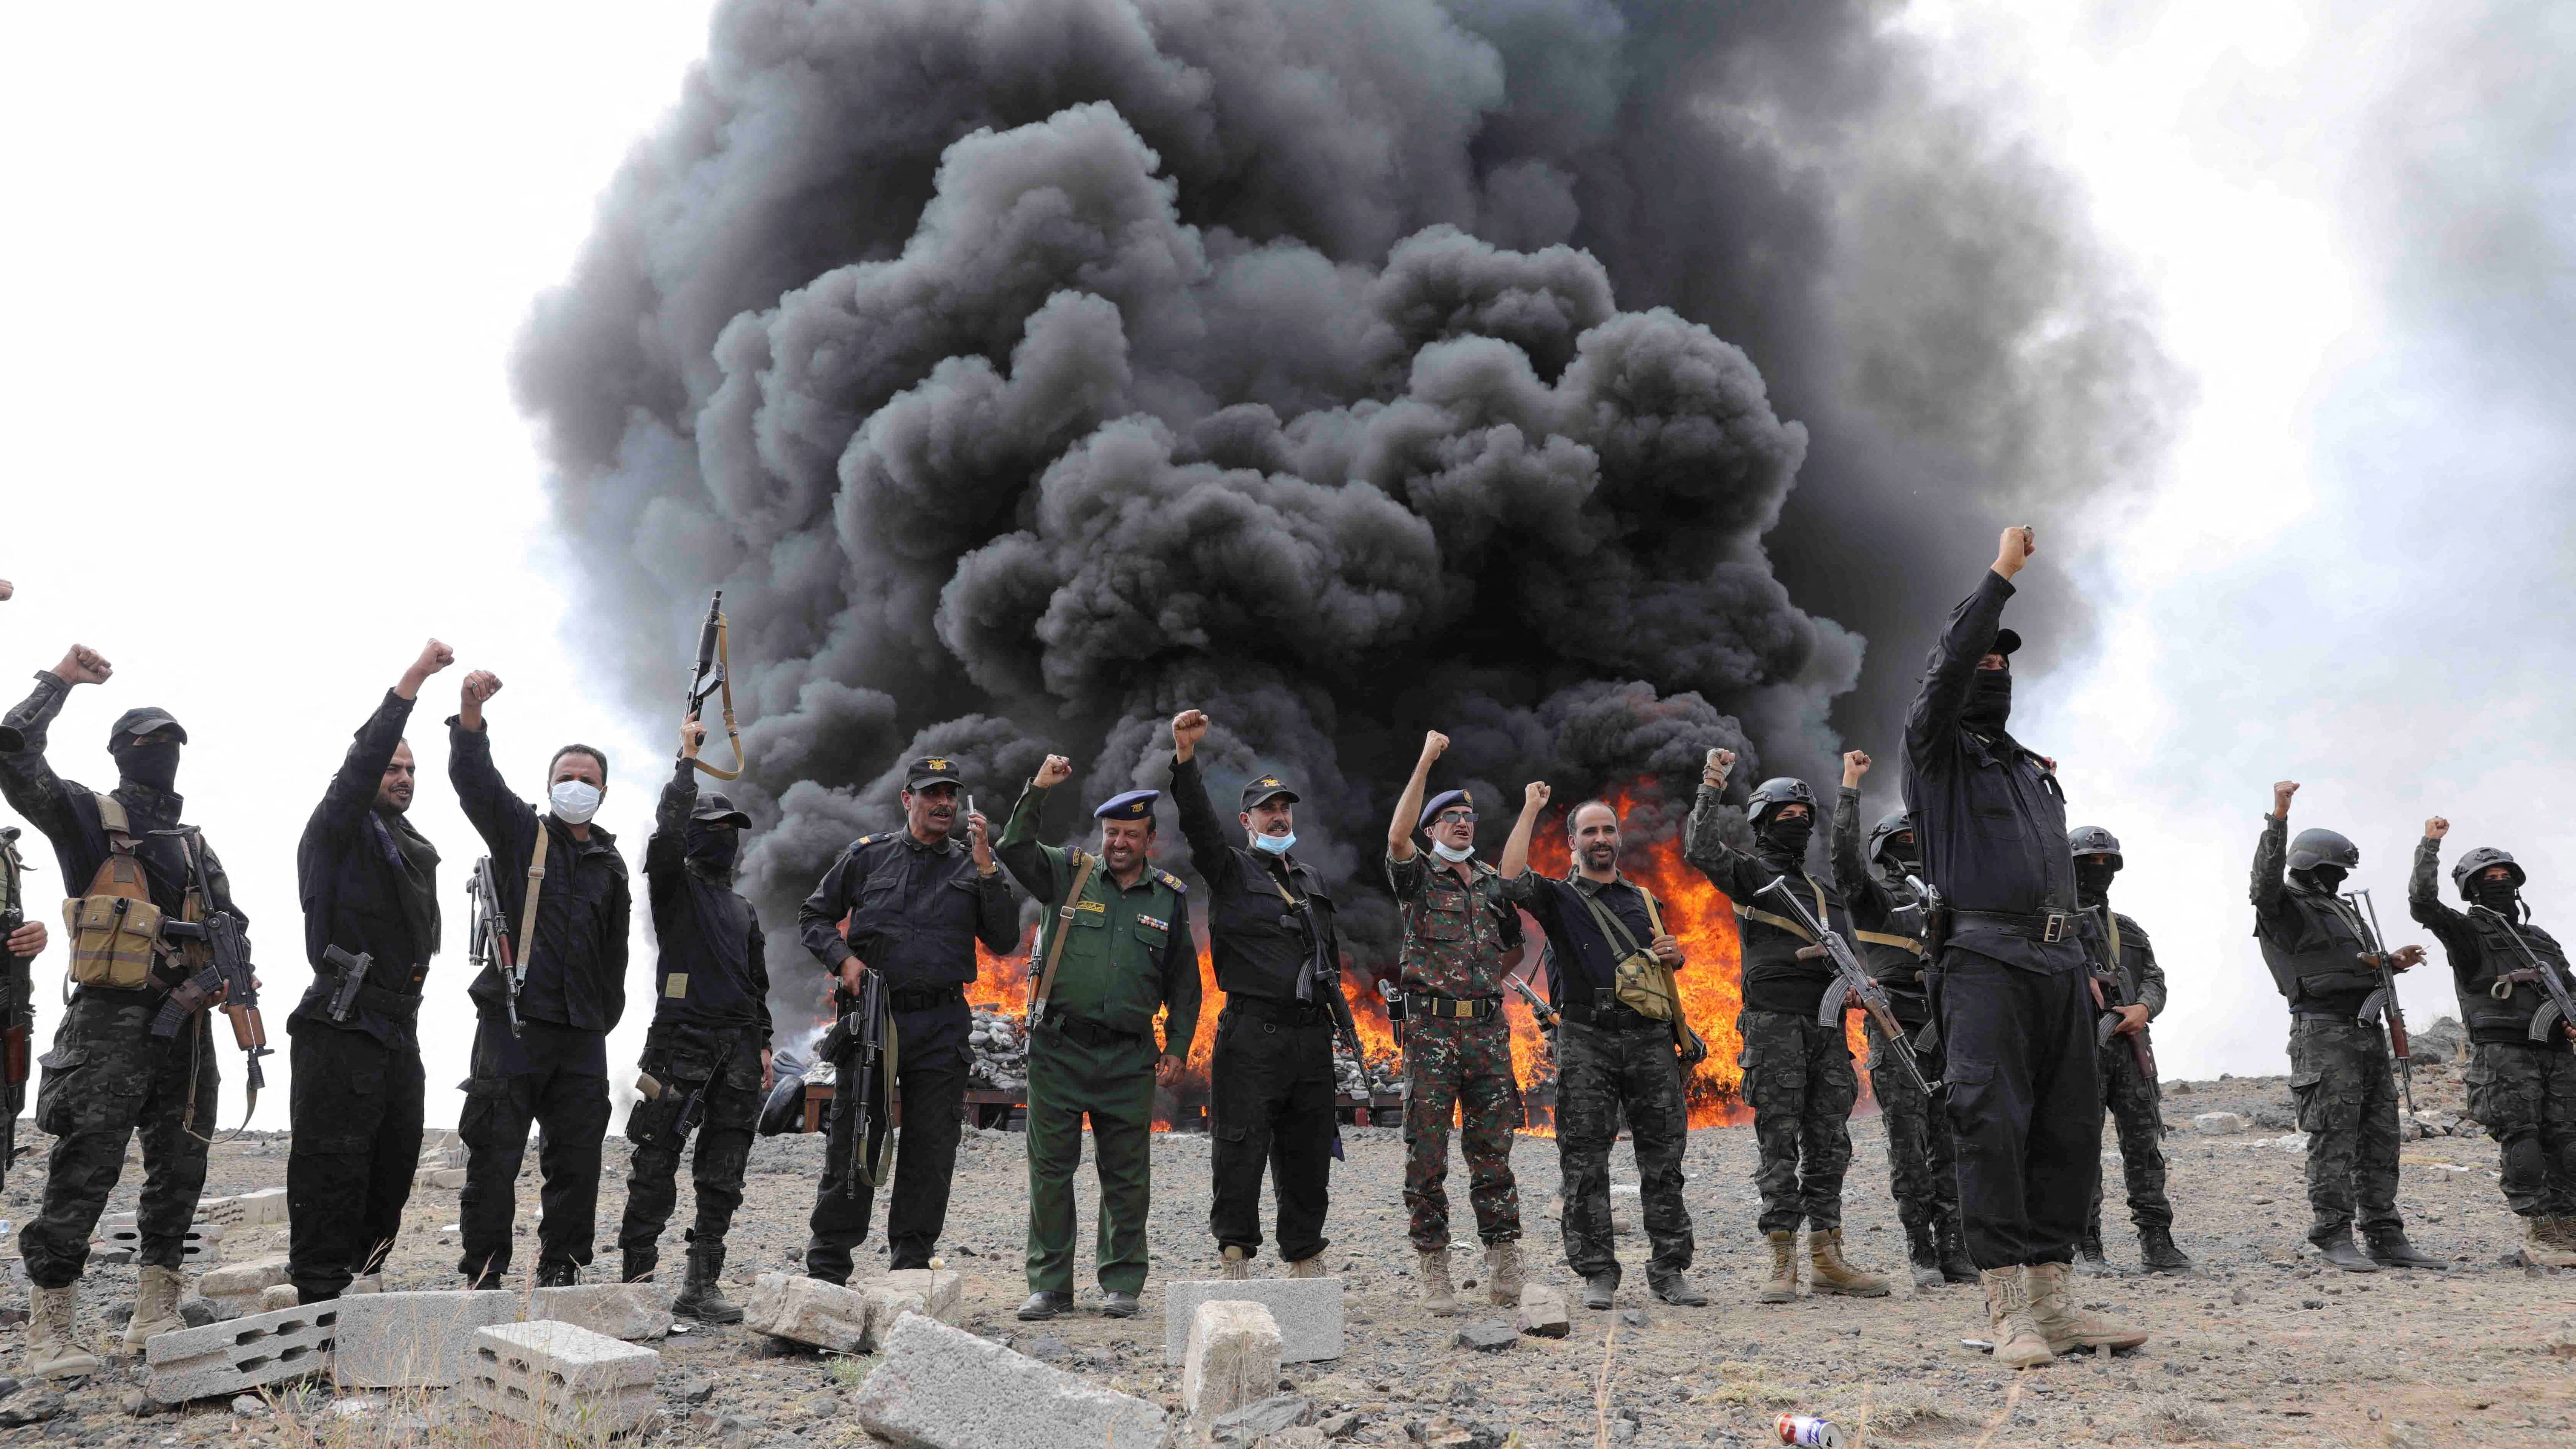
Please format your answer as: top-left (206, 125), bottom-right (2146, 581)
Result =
top-left (550, 779), bottom-right (603, 825)
top-left (1252, 831), bottom-right (1296, 856)
top-left (1431, 841), bottom-right (1476, 863)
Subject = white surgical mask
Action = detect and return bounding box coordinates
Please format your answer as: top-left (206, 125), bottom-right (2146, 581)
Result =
top-left (550, 779), bottom-right (603, 825)
top-left (1252, 830), bottom-right (1296, 856)
top-left (1431, 841), bottom-right (1476, 863)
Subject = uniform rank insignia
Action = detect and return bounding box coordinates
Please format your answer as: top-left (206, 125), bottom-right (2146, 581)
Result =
top-left (1074, 899), bottom-right (1107, 914)
top-left (1138, 914), bottom-right (1169, 932)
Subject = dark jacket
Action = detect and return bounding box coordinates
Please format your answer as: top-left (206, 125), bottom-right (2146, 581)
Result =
top-left (1499, 868), bottom-right (1665, 1018)
top-left (2410, 838), bottom-right (2574, 1046)
top-left (2249, 814), bottom-right (2380, 1018)
top-left (644, 758), bottom-right (770, 1044)
top-left (796, 823), bottom-right (1015, 989)
top-left (1899, 568), bottom-right (2081, 973)
top-left (1169, 754), bottom-right (1341, 1004)
top-left (0, 672), bottom-right (246, 983)
top-left (293, 689), bottom-right (440, 1048)
top-left (1829, 785), bottom-right (1932, 1023)
top-left (447, 717), bottom-right (630, 1033)
top-left (1683, 782), bottom-right (1849, 1016)
top-left (2078, 901), bottom-right (2166, 1019)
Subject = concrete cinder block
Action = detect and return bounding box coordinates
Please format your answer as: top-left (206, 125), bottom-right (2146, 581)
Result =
top-left (414, 1166), bottom-right (469, 1190)
top-left (461, 1320), bottom-right (658, 1440)
top-left (96, 1214), bottom-right (224, 1265)
top-left (201, 1254), bottom-right (291, 1316)
top-left (743, 1273), bottom-right (872, 1352)
top-left (530, 1281), bottom-right (674, 1342)
top-left (1162, 1279), bottom-right (1342, 1365)
top-left (197, 1189), bottom-right (289, 1229)
top-left (331, 1291), bottom-right (520, 1389)
top-left (850, 1312), bottom-right (1171, 1449)
top-left (1182, 1301), bottom-right (1280, 1424)
top-left (143, 1301), bottom-right (339, 1403)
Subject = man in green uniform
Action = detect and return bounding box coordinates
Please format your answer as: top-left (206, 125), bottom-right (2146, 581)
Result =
top-left (995, 756), bottom-right (1201, 1321)
top-left (1383, 731), bottom-right (1524, 1316)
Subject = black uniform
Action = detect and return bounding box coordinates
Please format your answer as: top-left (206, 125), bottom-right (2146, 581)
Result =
top-left (1499, 867), bottom-right (1694, 1291)
top-left (798, 822), bottom-right (1015, 1280)
top-left (1170, 755), bottom-right (1343, 1266)
top-left (1900, 570), bottom-right (2097, 1270)
top-left (448, 717), bottom-right (630, 1285)
top-left (1, 675), bottom-right (232, 1289)
top-left (288, 689), bottom-right (440, 1301)
top-left (618, 760), bottom-right (771, 1282)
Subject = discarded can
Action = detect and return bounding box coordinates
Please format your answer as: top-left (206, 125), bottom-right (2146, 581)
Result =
top-left (1776, 1413), bottom-right (1846, 1448)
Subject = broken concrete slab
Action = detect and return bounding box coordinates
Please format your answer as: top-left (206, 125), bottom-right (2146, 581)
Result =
top-left (530, 1281), bottom-right (674, 1342)
top-left (200, 1254), bottom-right (291, 1317)
top-left (861, 1269), bottom-right (962, 1323)
top-left (331, 1290), bottom-right (520, 1389)
top-left (143, 1301), bottom-right (339, 1403)
top-left (1182, 1300), bottom-right (1280, 1423)
top-left (413, 1166), bottom-right (469, 1190)
top-left (1513, 1284), bottom-right (1569, 1339)
top-left (850, 1312), bottom-right (1171, 1449)
top-left (742, 1272), bottom-right (871, 1352)
top-left (1162, 1279), bottom-right (1342, 1365)
top-left (1454, 1322), bottom-right (1517, 1352)
top-left (460, 1320), bottom-right (657, 1440)
top-left (1208, 1394), bottom-right (1313, 1448)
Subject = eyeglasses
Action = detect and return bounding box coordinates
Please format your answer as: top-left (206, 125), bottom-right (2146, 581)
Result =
top-left (1433, 811), bottom-right (1477, 825)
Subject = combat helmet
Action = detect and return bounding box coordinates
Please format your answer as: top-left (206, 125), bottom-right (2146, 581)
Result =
top-left (2069, 825), bottom-right (2124, 870)
top-left (1866, 809), bottom-right (1915, 869)
top-left (1746, 777), bottom-right (1818, 829)
top-left (2452, 845), bottom-right (2527, 899)
top-left (2287, 828), bottom-right (2359, 876)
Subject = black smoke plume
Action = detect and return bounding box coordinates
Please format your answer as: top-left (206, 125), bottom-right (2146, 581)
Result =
top-left (513, 0), bottom-right (2175, 999)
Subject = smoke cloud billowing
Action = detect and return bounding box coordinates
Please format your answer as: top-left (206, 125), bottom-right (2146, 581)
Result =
top-left (513, 0), bottom-right (2175, 996)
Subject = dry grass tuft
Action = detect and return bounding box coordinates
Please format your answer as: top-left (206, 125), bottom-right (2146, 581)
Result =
top-left (2132, 1392), bottom-right (2225, 1444)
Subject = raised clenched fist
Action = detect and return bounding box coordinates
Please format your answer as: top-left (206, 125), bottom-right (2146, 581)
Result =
top-left (1704, 748), bottom-right (1735, 788)
top-left (1171, 710), bottom-right (1210, 762)
top-left (52, 644), bottom-right (110, 687)
top-left (1523, 781), bottom-right (1552, 810)
top-left (1035, 754), bottom-right (1073, 789)
top-left (1420, 730), bottom-right (1450, 763)
top-left (2425, 816), bottom-right (2449, 841)
top-left (2272, 780), bottom-right (2300, 818)
top-left (1994, 525), bottom-right (2037, 579)
top-left (1842, 750), bottom-right (1872, 787)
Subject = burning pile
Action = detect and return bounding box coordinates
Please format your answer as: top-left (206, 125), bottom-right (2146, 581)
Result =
top-left (1333, 1041), bottom-right (1403, 1103)
top-left (968, 1008), bottom-right (1030, 1095)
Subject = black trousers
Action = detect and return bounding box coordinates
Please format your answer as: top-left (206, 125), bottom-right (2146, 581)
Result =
top-left (1207, 1007), bottom-right (1337, 1265)
top-left (618, 1024), bottom-right (765, 1273)
top-left (286, 1022), bottom-right (426, 1300)
top-left (805, 998), bottom-right (967, 1283)
top-left (456, 1018), bottom-right (610, 1284)
top-left (1932, 948), bottom-right (2100, 1268)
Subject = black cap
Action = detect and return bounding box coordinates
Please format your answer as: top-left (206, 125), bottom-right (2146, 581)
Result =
top-left (903, 757), bottom-right (966, 792)
top-left (1990, 628), bottom-right (2022, 659)
top-left (690, 791), bottom-right (752, 829)
top-left (108, 707), bottom-right (187, 746)
top-left (1240, 773), bottom-right (1300, 810)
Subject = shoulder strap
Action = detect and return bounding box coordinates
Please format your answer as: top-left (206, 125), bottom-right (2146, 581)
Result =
top-left (515, 823), bottom-right (550, 965)
top-left (93, 792), bottom-right (133, 850)
top-left (1577, 884), bottom-right (1647, 957)
top-left (1031, 850), bottom-right (1102, 1015)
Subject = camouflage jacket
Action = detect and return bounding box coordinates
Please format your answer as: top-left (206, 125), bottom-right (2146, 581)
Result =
top-left (1385, 851), bottom-right (1521, 998)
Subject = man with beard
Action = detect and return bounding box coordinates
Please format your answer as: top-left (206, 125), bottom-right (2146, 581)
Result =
top-left (449, 670), bottom-right (630, 1287)
top-left (1831, 751), bottom-right (1974, 1289)
top-left (2068, 826), bottom-right (2191, 1274)
top-left (615, 712), bottom-right (773, 1319)
top-left (1900, 526), bottom-right (2142, 1369)
top-left (3, 644), bottom-right (243, 1373)
top-left (1383, 731), bottom-right (1525, 1316)
top-left (287, 639), bottom-right (453, 1304)
top-left (2410, 815), bottom-right (2576, 1267)
top-left (1499, 783), bottom-right (1702, 1311)
top-left (1686, 749), bottom-right (1888, 1303)
top-left (2252, 782), bottom-right (2443, 1272)
top-left (799, 756), bottom-right (1015, 1282)
top-left (996, 756), bottom-right (1198, 1321)
top-left (1168, 709), bottom-right (1342, 1279)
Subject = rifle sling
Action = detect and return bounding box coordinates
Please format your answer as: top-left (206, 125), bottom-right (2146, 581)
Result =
top-left (689, 608), bottom-right (747, 782)
top-left (1030, 850), bottom-right (1102, 1016)
top-left (515, 826), bottom-right (549, 983)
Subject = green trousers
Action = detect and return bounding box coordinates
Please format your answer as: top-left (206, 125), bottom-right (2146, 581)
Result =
top-left (1024, 1023), bottom-right (1158, 1295)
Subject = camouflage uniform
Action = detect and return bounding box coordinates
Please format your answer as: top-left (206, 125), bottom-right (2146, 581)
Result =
top-left (2079, 906), bottom-right (2173, 1240)
top-left (1831, 787), bottom-right (1960, 1252)
top-left (1553, 1016), bottom-right (1693, 1276)
top-left (1864, 1015), bottom-right (1954, 1236)
top-left (1385, 850), bottom-right (1523, 1251)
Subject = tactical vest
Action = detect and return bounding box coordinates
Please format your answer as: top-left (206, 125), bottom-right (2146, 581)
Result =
top-left (1731, 870), bottom-right (1851, 987)
top-left (1397, 860), bottom-right (1521, 996)
top-left (2451, 909), bottom-right (2573, 1040)
top-left (2256, 889), bottom-right (2379, 1011)
top-left (1855, 891), bottom-right (1930, 990)
top-left (60, 793), bottom-right (196, 991)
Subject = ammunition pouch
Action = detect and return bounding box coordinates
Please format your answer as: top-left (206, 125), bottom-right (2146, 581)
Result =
top-left (63, 890), bottom-right (163, 990)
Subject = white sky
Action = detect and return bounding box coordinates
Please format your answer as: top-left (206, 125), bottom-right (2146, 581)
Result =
top-left (4, 2), bottom-right (2558, 1125)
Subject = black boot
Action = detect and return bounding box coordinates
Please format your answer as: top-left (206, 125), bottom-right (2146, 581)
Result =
top-left (1581, 1272), bottom-right (1618, 1310)
top-left (673, 1244), bottom-right (744, 1324)
top-left (535, 1260), bottom-right (579, 1288)
top-left (1935, 1217), bottom-right (1978, 1285)
top-left (1904, 1221), bottom-right (1942, 1289)
top-left (2137, 1226), bottom-right (2194, 1275)
top-left (622, 1252), bottom-right (657, 1284)
top-left (2364, 1228), bottom-right (2450, 1271)
top-left (2314, 1230), bottom-right (2380, 1273)
top-left (2076, 1230), bottom-right (2106, 1266)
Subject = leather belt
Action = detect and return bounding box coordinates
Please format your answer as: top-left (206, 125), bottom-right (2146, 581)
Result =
top-left (1951, 908), bottom-right (2077, 944)
top-left (1405, 992), bottom-right (1501, 1021)
top-left (1558, 996), bottom-right (1665, 1032)
top-left (1224, 996), bottom-right (1333, 1027)
top-left (1044, 1014), bottom-right (1149, 1049)
top-left (356, 985), bottom-right (423, 1021)
top-left (888, 984), bottom-right (967, 1013)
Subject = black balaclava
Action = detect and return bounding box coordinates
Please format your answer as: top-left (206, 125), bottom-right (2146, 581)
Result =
top-left (1962, 669), bottom-right (2012, 733)
top-left (685, 820), bottom-right (739, 884)
top-left (112, 738), bottom-right (181, 795)
top-left (1762, 813), bottom-right (1814, 859)
top-left (2470, 874), bottom-right (2522, 913)
top-left (2075, 858), bottom-right (2118, 907)
top-left (2297, 864), bottom-right (2348, 894)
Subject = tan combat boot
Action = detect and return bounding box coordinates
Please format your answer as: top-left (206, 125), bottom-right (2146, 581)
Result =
top-left (2521, 1216), bottom-right (2576, 1269)
top-left (26, 1282), bottom-right (102, 1380)
top-left (123, 1265), bottom-right (188, 1354)
top-left (1758, 1231), bottom-right (1800, 1304)
top-left (1807, 1228), bottom-right (1892, 1298)
top-left (1486, 1240), bottom-right (1524, 1307)
top-left (1979, 1267), bottom-right (2053, 1369)
top-left (1416, 1250), bottom-right (1461, 1316)
top-left (1220, 1246), bottom-right (1251, 1281)
top-left (1286, 1255), bottom-right (1328, 1279)
top-left (2023, 1261), bottom-right (2147, 1355)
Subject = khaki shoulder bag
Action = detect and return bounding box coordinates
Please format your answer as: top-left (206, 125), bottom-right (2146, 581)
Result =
top-left (61, 794), bottom-right (163, 990)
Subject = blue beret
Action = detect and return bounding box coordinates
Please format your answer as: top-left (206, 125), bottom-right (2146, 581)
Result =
top-left (1418, 789), bottom-right (1474, 831)
top-left (1094, 789), bottom-right (1160, 821)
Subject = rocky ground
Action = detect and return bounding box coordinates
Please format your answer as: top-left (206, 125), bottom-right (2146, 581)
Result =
top-left (3, 1041), bottom-right (2574, 1447)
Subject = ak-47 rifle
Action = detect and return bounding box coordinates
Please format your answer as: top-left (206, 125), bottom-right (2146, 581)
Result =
top-left (2084, 907), bottom-right (2159, 1085)
top-left (684, 591), bottom-right (745, 781)
top-left (1502, 957), bottom-right (1560, 1040)
top-left (2342, 888), bottom-right (2416, 1116)
top-left (1757, 875), bottom-right (1941, 1097)
top-left (1, 826), bottom-right (34, 1189)
top-left (150, 827), bottom-right (269, 1130)
top-left (821, 968), bottom-right (896, 1194)
top-left (2468, 904), bottom-right (2576, 1054)
top-left (466, 856), bottom-right (526, 1038)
